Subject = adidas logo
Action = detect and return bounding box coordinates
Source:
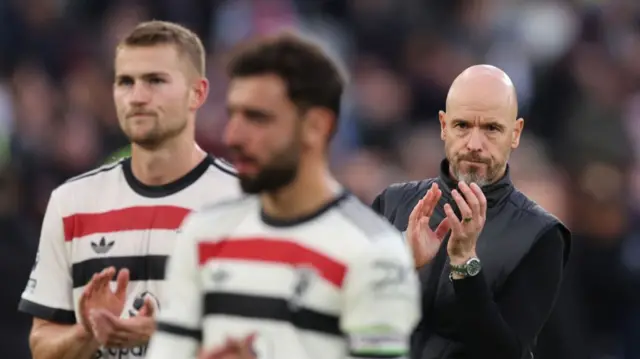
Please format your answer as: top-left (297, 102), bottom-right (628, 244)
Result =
top-left (91, 237), bottom-right (115, 254)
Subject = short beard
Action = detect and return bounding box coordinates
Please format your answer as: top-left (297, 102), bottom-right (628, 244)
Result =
top-left (239, 165), bottom-right (298, 194)
top-left (234, 136), bottom-right (301, 195)
top-left (452, 168), bottom-right (490, 188)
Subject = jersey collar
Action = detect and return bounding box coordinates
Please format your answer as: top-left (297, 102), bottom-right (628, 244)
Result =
top-left (261, 191), bottom-right (350, 227)
top-left (122, 155), bottom-right (214, 198)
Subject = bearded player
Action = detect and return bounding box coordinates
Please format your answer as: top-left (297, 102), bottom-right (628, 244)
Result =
top-left (146, 33), bottom-right (420, 359)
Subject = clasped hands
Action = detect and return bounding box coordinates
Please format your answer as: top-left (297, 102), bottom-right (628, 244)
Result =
top-left (198, 334), bottom-right (257, 359)
top-left (406, 181), bottom-right (487, 269)
top-left (78, 266), bottom-right (156, 349)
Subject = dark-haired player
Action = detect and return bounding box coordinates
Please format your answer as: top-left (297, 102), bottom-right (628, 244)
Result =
top-left (147, 33), bottom-right (420, 359)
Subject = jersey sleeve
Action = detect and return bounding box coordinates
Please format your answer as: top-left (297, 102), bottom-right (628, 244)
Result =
top-left (146, 213), bottom-right (203, 359)
top-left (340, 233), bottom-right (421, 359)
top-left (18, 190), bottom-right (77, 324)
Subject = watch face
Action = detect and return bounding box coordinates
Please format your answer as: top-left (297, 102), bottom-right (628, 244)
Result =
top-left (467, 258), bottom-right (482, 276)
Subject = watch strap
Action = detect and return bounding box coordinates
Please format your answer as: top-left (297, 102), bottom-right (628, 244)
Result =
top-left (449, 263), bottom-right (468, 275)
top-left (449, 257), bottom-right (481, 279)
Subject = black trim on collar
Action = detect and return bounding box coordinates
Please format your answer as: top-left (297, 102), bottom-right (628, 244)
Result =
top-left (123, 155), bottom-right (214, 198)
top-left (437, 159), bottom-right (514, 208)
top-left (261, 191), bottom-right (350, 227)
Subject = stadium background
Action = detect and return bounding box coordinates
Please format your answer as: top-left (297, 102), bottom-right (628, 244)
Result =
top-left (0, 0), bottom-right (639, 358)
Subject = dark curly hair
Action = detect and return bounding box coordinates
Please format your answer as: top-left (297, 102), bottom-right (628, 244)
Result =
top-left (226, 32), bottom-right (346, 139)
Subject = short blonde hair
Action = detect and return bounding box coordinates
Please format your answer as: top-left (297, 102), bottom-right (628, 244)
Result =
top-left (119, 20), bottom-right (206, 76)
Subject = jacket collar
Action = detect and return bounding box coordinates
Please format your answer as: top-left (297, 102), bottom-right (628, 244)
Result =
top-left (437, 159), bottom-right (514, 208)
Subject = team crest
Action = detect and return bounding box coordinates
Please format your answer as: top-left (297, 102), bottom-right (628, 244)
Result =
top-left (288, 264), bottom-right (318, 310)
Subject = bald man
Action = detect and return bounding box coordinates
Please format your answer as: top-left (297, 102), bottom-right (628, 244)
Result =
top-left (372, 65), bottom-right (571, 359)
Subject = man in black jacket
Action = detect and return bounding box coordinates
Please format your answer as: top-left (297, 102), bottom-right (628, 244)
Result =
top-left (372, 64), bottom-right (571, 359)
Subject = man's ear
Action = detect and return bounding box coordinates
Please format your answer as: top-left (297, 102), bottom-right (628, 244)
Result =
top-left (302, 108), bottom-right (333, 148)
top-left (189, 77), bottom-right (209, 111)
top-left (511, 118), bottom-right (524, 149)
top-left (439, 111), bottom-right (447, 141)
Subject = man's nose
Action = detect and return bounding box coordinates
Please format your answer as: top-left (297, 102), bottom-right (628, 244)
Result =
top-left (129, 83), bottom-right (152, 105)
top-left (223, 116), bottom-right (245, 148)
top-left (466, 129), bottom-right (484, 151)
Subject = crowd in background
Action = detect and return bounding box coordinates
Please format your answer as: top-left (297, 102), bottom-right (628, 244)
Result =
top-left (1, 0), bottom-right (640, 358)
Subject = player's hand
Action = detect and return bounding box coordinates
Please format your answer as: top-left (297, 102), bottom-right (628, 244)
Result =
top-left (198, 334), bottom-right (257, 359)
top-left (445, 181), bottom-right (486, 264)
top-left (90, 297), bottom-right (156, 348)
top-left (407, 183), bottom-right (451, 268)
top-left (78, 267), bottom-right (129, 335)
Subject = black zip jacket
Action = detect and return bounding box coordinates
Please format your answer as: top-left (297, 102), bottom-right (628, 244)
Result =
top-left (372, 160), bottom-right (571, 359)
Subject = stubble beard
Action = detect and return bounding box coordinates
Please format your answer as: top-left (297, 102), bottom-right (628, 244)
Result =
top-left (125, 118), bottom-right (187, 150)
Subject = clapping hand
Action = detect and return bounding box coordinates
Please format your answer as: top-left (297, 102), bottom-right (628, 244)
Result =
top-left (90, 296), bottom-right (156, 348)
top-left (406, 183), bottom-right (451, 268)
top-left (199, 334), bottom-right (257, 359)
top-left (444, 181), bottom-right (486, 265)
top-left (78, 267), bottom-right (129, 336)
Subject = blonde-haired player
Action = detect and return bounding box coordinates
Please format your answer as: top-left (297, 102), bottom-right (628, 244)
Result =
top-left (19, 21), bottom-right (240, 359)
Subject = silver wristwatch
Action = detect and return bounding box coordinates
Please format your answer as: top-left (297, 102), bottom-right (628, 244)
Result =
top-left (449, 257), bottom-right (482, 280)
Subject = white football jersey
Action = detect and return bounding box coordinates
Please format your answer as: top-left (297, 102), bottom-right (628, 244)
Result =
top-left (146, 193), bottom-right (420, 359)
top-left (19, 155), bottom-right (241, 359)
